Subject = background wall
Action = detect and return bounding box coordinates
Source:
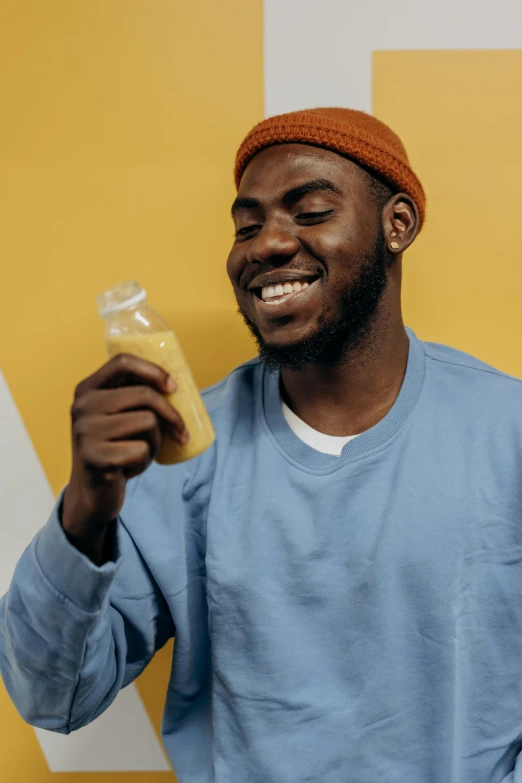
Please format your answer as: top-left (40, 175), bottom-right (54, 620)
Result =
top-left (0, 0), bottom-right (262, 779)
top-left (265, 0), bottom-right (522, 374)
top-left (1, 0), bottom-right (521, 780)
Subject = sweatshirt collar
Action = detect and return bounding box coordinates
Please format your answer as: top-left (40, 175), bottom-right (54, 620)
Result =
top-left (261, 327), bottom-right (426, 472)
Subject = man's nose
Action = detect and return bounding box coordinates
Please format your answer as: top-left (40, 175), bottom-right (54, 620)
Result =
top-left (246, 225), bottom-right (300, 265)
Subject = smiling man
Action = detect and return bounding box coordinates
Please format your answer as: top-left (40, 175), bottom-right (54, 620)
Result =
top-left (3, 108), bottom-right (522, 783)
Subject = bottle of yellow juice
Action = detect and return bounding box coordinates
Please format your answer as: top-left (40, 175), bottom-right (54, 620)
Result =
top-left (97, 281), bottom-right (215, 465)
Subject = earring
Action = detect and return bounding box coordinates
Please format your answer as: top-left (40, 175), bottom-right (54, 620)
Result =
top-left (390, 241), bottom-right (400, 250)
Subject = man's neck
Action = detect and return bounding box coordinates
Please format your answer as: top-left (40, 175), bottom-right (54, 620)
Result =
top-left (280, 319), bottom-right (409, 437)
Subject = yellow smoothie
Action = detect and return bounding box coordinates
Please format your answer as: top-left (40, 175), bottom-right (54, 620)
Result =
top-left (106, 331), bottom-right (215, 464)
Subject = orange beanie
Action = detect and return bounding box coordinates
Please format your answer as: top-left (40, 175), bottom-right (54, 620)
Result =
top-left (234, 107), bottom-right (426, 228)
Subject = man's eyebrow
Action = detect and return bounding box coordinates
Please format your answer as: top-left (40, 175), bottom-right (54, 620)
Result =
top-left (282, 179), bottom-right (342, 207)
top-left (230, 179), bottom-right (342, 217)
top-left (231, 196), bottom-right (261, 217)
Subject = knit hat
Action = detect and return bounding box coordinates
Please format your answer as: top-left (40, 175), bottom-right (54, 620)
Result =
top-left (234, 107), bottom-right (426, 228)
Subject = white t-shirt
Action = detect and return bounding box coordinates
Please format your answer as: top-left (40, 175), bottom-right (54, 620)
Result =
top-left (282, 401), bottom-right (359, 456)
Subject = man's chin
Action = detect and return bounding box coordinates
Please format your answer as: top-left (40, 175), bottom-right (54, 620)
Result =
top-left (238, 295), bottom-right (384, 373)
top-left (238, 307), bottom-right (321, 372)
top-left (255, 327), bottom-right (317, 354)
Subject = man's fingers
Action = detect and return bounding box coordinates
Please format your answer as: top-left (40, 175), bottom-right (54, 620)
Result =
top-left (106, 387), bottom-right (188, 441)
top-left (75, 353), bottom-right (176, 397)
top-left (82, 440), bottom-right (152, 473)
top-left (81, 412), bottom-right (162, 455)
top-left (72, 388), bottom-right (188, 443)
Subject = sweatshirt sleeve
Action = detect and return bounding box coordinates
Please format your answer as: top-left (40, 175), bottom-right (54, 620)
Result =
top-left (0, 483), bottom-right (175, 734)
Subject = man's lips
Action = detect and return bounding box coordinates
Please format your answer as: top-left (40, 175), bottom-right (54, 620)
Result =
top-left (246, 271), bottom-right (319, 293)
top-left (251, 277), bottom-right (321, 318)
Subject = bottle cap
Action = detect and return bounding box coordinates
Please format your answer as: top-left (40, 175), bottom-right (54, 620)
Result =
top-left (97, 281), bottom-right (147, 317)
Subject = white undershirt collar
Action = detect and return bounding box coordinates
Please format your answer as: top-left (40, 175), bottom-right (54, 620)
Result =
top-left (281, 401), bottom-right (359, 457)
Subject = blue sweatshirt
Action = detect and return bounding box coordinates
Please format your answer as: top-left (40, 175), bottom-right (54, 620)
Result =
top-left (3, 328), bottom-right (522, 783)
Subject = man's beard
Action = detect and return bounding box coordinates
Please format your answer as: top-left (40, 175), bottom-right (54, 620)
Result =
top-left (238, 231), bottom-right (390, 373)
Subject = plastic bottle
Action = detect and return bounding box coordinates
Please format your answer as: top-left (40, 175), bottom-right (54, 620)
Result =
top-left (97, 280), bottom-right (215, 464)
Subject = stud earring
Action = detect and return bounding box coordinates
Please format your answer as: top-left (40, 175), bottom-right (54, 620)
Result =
top-left (390, 241), bottom-right (400, 250)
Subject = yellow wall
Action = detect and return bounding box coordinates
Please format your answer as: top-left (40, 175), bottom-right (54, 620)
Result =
top-left (0, 0), bottom-right (261, 496)
top-left (0, 0), bottom-right (262, 779)
top-left (374, 50), bottom-right (522, 376)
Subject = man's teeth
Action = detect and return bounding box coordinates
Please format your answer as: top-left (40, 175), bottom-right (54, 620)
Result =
top-left (261, 280), bottom-right (310, 302)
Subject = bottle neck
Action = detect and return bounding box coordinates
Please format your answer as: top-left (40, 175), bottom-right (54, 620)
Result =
top-left (97, 281), bottom-right (147, 319)
top-left (102, 300), bottom-right (171, 336)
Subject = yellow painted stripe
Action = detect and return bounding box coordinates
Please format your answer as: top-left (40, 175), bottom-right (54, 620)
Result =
top-left (373, 49), bottom-right (522, 376)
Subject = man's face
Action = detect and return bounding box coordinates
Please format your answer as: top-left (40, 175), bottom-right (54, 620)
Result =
top-left (227, 144), bottom-right (390, 371)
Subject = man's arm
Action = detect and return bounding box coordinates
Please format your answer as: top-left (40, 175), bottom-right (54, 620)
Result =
top-left (0, 492), bottom-right (174, 732)
top-left (0, 353), bottom-right (186, 730)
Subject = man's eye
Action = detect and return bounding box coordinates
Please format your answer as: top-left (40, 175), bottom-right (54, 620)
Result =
top-left (296, 210), bottom-right (334, 221)
top-left (235, 224), bottom-right (261, 238)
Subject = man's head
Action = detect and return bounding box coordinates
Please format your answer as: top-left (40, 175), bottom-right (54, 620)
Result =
top-left (227, 108), bottom-right (424, 372)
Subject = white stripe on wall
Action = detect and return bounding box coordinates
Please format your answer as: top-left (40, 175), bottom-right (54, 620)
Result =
top-left (264, 0), bottom-right (522, 115)
top-left (35, 687), bottom-right (170, 773)
top-left (0, 370), bottom-right (170, 772)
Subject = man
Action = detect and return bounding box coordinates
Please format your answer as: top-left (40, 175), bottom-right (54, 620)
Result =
top-left (1, 107), bottom-right (522, 783)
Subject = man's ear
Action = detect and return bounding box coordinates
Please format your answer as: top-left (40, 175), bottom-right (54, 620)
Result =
top-left (383, 193), bottom-right (420, 254)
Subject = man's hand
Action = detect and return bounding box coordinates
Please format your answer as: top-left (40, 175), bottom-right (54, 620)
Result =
top-left (61, 353), bottom-right (188, 564)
